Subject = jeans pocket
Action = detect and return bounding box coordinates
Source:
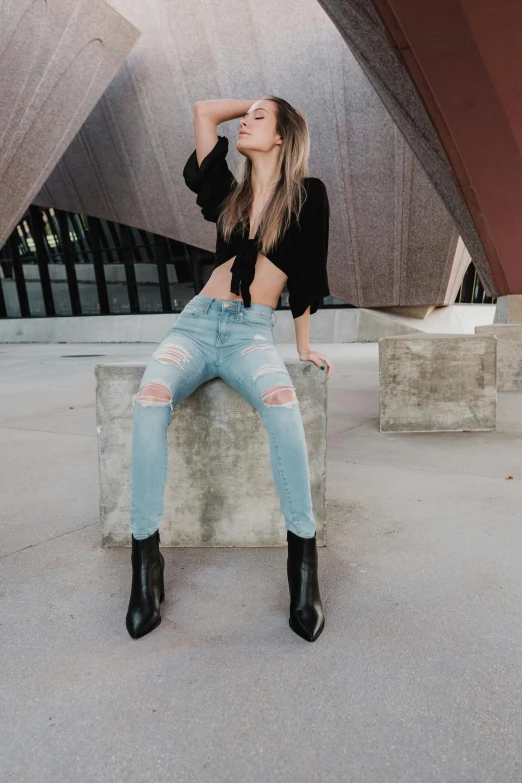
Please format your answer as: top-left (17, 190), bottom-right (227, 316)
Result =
top-left (241, 311), bottom-right (274, 328)
top-left (179, 303), bottom-right (205, 319)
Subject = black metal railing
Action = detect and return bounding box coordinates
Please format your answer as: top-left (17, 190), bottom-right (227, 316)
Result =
top-left (455, 262), bottom-right (496, 305)
top-left (0, 207), bottom-right (210, 318)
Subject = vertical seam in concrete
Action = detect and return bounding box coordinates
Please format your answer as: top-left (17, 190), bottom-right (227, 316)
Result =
top-left (393, 125), bottom-right (404, 305)
top-left (401, 142), bottom-right (414, 305)
top-left (323, 18), bottom-right (360, 305)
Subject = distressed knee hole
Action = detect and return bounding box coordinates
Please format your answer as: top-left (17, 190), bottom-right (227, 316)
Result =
top-left (153, 343), bottom-right (192, 369)
top-left (134, 379), bottom-right (172, 407)
top-left (241, 343), bottom-right (273, 355)
top-left (253, 364), bottom-right (288, 381)
top-left (262, 384), bottom-right (298, 407)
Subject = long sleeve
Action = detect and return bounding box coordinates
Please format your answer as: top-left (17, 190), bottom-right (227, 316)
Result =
top-left (287, 178), bottom-right (330, 319)
top-left (182, 135), bottom-right (235, 223)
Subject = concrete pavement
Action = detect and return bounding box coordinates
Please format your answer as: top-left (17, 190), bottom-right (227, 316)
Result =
top-left (1, 342), bottom-right (521, 782)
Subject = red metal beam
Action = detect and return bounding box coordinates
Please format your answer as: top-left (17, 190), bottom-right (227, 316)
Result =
top-left (373, 0), bottom-right (522, 293)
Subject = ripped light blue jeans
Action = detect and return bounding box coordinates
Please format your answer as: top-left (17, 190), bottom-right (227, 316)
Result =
top-left (130, 295), bottom-right (317, 540)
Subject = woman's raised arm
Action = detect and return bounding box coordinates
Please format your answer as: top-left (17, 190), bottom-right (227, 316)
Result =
top-left (193, 99), bottom-right (258, 166)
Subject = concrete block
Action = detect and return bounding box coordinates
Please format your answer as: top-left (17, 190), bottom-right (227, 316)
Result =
top-left (95, 362), bottom-right (327, 547)
top-left (493, 295), bottom-right (522, 324)
top-left (379, 334), bottom-right (497, 432)
top-left (475, 324), bottom-right (522, 391)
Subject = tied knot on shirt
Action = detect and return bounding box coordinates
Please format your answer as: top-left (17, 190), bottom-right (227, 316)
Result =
top-left (229, 237), bottom-right (259, 308)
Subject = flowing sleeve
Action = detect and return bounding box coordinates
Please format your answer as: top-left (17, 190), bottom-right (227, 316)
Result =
top-left (287, 178), bottom-right (331, 319)
top-left (182, 135), bottom-right (235, 223)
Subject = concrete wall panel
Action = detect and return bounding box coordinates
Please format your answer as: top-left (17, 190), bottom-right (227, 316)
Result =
top-left (0, 0), bottom-right (140, 248)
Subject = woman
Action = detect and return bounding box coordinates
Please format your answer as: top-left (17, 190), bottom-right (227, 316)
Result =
top-left (126, 96), bottom-right (334, 643)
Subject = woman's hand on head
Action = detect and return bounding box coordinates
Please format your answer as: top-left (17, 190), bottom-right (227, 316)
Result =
top-left (298, 350), bottom-right (334, 379)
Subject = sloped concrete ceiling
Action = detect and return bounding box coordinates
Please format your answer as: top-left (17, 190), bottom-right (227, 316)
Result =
top-left (0, 0), bottom-right (140, 249)
top-left (34, 0), bottom-right (467, 308)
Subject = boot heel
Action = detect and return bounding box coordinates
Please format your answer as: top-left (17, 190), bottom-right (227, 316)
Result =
top-left (159, 551), bottom-right (165, 602)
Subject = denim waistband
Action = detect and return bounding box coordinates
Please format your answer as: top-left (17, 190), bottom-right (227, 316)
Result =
top-left (190, 295), bottom-right (275, 317)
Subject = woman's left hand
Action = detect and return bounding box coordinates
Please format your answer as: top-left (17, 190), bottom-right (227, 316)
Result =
top-left (298, 350), bottom-right (334, 379)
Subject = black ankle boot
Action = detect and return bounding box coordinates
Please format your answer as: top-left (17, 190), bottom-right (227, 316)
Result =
top-left (287, 530), bottom-right (325, 642)
top-left (126, 529), bottom-right (165, 639)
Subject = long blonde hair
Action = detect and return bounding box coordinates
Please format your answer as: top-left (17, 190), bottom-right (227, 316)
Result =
top-left (217, 95), bottom-right (311, 255)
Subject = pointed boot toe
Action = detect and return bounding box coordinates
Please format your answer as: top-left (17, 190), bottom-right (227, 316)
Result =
top-left (126, 606), bottom-right (162, 639)
top-left (126, 531), bottom-right (165, 640)
top-left (289, 607), bottom-right (325, 642)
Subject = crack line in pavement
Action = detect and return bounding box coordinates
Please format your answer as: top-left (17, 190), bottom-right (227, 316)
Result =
top-left (333, 459), bottom-right (522, 481)
top-left (328, 418), bottom-right (379, 437)
top-left (1, 523), bottom-right (97, 559)
top-left (0, 425), bottom-right (96, 438)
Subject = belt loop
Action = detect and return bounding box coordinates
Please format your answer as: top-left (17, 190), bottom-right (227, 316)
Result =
top-left (203, 298), bottom-right (212, 314)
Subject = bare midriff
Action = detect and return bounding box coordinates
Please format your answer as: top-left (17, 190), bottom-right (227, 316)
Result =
top-left (199, 253), bottom-right (288, 310)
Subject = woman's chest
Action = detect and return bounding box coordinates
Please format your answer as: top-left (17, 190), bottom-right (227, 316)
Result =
top-left (216, 226), bottom-right (300, 276)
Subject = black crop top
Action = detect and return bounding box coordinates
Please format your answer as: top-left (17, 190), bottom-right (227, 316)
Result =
top-left (182, 135), bottom-right (330, 319)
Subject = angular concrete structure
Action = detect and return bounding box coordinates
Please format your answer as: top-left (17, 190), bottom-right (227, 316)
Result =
top-left (475, 325), bottom-right (522, 392)
top-left (95, 362), bottom-right (328, 547)
top-left (318, 0), bottom-right (522, 298)
top-left (379, 334), bottom-right (497, 432)
top-left (0, 0), bottom-right (140, 249)
top-left (316, 0), bottom-right (491, 294)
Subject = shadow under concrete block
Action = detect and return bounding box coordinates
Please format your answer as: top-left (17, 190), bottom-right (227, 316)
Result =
top-left (95, 362), bottom-right (327, 547)
top-left (379, 334), bottom-right (497, 433)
